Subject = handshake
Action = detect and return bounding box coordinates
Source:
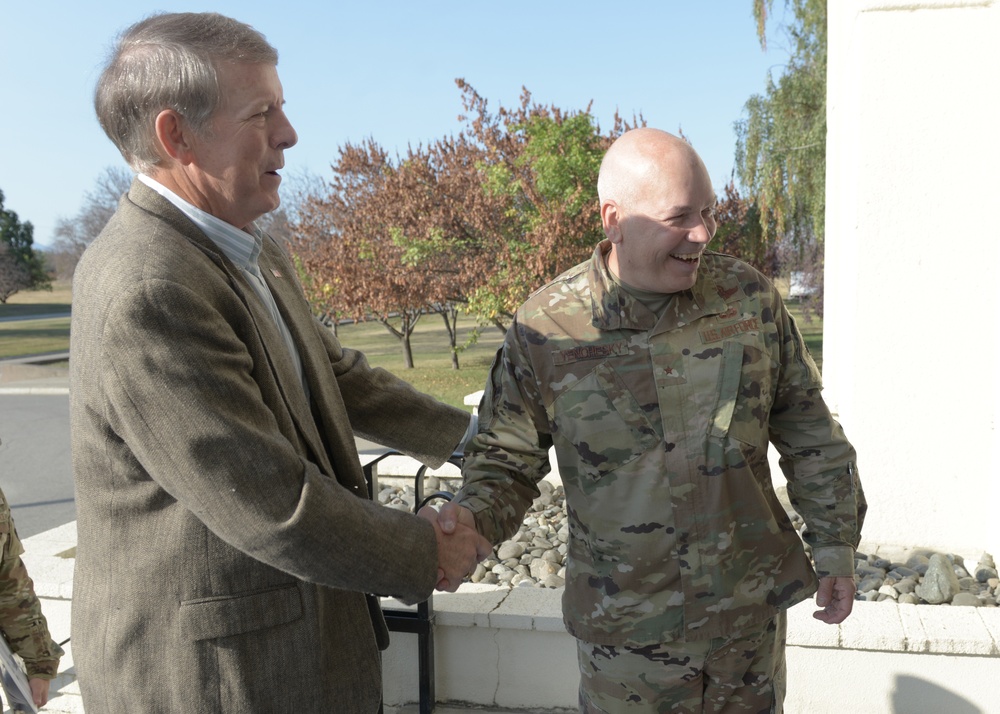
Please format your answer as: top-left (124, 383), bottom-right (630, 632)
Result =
top-left (418, 502), bottom-right (492, 592)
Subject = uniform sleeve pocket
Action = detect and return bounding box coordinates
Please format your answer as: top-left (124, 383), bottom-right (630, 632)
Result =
top-left (179, 583), bottom-right (303, 641)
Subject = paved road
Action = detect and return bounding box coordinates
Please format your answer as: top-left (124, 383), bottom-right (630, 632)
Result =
top-left (0, 392), bottom-right (407, 539)
top-left (0, 364), bottom-right (431, 541)
top-left (0, 393), bottom-right (75, 538)
top-left (0, 311), bottom-right (71, 322)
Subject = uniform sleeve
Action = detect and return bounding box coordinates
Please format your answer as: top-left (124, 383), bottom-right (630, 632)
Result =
top-left (0, 502), bottom-right (64, 679)
top-left (454, 319), bottom-right (554, 544)
top-left (767, 292), bottom-right (867, 577)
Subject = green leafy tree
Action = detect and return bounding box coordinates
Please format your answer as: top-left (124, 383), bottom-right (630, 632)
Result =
top-left (455, 80), bottom-right (640, 331)
top-left (736, 0), bottom-right (826, 247)
top-left (0, 188), bottom-right (50, 300)
top-left (0, 242), bottom-right (31, 303)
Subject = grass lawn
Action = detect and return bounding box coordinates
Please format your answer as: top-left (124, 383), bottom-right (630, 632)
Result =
top-left (0, 317), bottom-right (72, 359)
top-left (0, 280), bottom-right (824, 402)
top-left (784, 298), bottom-right (824, 370)
top-left (335, 316), bottom-right (505, 410)
top-left (0, 281), bottom-right (74, 358)
top-left (0, 281), bottom-right (73, 318)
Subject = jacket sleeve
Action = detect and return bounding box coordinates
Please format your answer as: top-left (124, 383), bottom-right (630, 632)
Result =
top-left (767, 291), bottom-right (867, 577)
top-left (453, 319), bottom-right (554, 544)
top-left (316, 324), bottom-right (471, 469)
top-left (98, 277), bottom-right (440, 603)
top-left (265, 233), bottom-right (471, 468)
top-left (0, 498), bottom-right (63, 679)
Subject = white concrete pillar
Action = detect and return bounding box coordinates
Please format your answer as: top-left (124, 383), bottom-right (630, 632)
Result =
top-left (824, 1), bottom-right (1000, 555)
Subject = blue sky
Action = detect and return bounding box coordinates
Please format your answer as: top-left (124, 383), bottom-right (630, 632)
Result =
top-left (0, 1), bottom-right (789, 248)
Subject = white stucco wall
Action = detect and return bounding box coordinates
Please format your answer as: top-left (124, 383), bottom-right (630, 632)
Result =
top-left (824, 1), bottom-right (1000, 555)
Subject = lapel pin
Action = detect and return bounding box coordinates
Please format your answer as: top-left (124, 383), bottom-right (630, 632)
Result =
top-left (270, 269), bottom-right (283, 278)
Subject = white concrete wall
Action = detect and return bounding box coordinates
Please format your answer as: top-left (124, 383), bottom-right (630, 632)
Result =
top-left (381, 584), bottom-right (1000, 714)
top-left (22, 522), bottom-right (1000, 714)
top-left (824, 1), bottom-right (1000, 555)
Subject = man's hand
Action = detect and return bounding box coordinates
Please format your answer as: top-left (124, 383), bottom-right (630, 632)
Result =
top-left (418, 504), bottom-right (491, 592)
top-left (813, 576), bottom-right (856, 624)
top-left (29, 677), bottom-right (50, 707)
top-left (436, 501), bottom-right (478, 536)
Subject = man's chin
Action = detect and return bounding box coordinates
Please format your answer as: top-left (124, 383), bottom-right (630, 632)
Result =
top-left (256, 195), bottom-right (281, 219)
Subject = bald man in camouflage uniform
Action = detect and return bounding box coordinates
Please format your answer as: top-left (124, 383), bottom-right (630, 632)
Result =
top-left (439, 128), bottom-right (866, 713)
top-left (0, 484), bottom-right (63, 711)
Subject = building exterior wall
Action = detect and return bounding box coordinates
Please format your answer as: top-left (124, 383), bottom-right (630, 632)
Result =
top-left (824, 0), bottom-right (1000, 555)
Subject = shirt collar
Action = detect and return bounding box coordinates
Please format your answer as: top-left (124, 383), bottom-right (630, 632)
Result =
top-left (588, 240), bottom-right (733, 334)
top-left (137, 174), bottom-right (262, 272)
top-left (588, 241), bottom-right (658, 332)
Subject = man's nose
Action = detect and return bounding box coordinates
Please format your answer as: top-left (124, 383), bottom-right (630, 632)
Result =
top-left (273, 111), bottom-right (298, 150)
top-left (689, 219), bottom-right (713, 244)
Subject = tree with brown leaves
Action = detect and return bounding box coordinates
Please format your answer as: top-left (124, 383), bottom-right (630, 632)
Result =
top-left (712, 180), bottom-right (781, 278)
top-left (291, 82), bottom-right (642, 365)
top-left (452, 80), bottom-right (640, 332)
top-left (293, 139), bottom-right (474, 368)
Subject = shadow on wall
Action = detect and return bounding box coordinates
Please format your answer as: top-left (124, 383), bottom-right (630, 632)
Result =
top-left (892, 675), bottom-right (981, 714)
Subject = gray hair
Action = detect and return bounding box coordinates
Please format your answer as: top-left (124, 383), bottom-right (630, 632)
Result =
top-left (95, 12), bottom-right (278, 173)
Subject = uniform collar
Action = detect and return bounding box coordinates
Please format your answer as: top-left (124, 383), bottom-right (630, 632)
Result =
top-left (588, 241), bottom-right (742, 334)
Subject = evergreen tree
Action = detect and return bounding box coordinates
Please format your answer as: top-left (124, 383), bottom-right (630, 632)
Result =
top-left (0, 189), bottom-right (50, 300)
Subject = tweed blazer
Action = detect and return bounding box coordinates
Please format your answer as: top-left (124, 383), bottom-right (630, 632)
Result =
top-left (69, 179), bottom-right (470, 713)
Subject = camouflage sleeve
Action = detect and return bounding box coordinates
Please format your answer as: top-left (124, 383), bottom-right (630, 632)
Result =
top-left (454, 320), bottom-right (554, 544)
top-left (767, 293), bottom-right (867, 578)
top-left (0, 498), bottom-right (64, 679)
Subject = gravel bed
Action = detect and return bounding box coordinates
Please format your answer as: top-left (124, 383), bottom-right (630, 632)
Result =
top-left (378, 477), bottom-right (999, 607)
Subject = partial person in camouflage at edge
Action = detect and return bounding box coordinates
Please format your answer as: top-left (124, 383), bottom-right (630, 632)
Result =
top-left (437, 128), bottom-right (866, 713)
top-left (0, 475), bottom-right (63, 711)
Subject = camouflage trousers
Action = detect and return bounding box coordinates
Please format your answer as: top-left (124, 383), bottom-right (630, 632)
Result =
top-left (576, 611), bottom-right (786, 714)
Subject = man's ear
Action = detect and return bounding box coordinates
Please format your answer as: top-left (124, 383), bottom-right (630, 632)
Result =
top-left (153, 110), bottom-right (196, 165)
top-left (601, 200), bottom-right (623, 244)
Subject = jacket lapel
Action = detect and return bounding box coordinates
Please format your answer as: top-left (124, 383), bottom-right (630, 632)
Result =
top-left (128, 181), bottom-right (340, 483)
top-left (257, 238), bottom-right (369, 494)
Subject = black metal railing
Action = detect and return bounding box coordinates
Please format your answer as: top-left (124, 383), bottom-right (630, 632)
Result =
top-left (362, 449), bottom-right (461, 714)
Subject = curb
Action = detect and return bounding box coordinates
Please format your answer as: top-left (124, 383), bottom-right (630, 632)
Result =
top-left (0, 386), bottom-right (70, 395)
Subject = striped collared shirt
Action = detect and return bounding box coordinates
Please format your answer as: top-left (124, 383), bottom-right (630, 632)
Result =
top-left (137, 174), bottom-right (308, 398)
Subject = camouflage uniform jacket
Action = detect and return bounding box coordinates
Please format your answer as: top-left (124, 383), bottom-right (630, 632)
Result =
top-left (0, 488), bottom-right (63, 678)
top-left (455, 241), bottom-right (866, 646)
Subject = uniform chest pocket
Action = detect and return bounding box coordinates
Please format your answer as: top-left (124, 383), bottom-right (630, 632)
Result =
top-left (551, 361), bottom-right (659, 480)
top-left (711, 341), bottom-right (775, 447)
